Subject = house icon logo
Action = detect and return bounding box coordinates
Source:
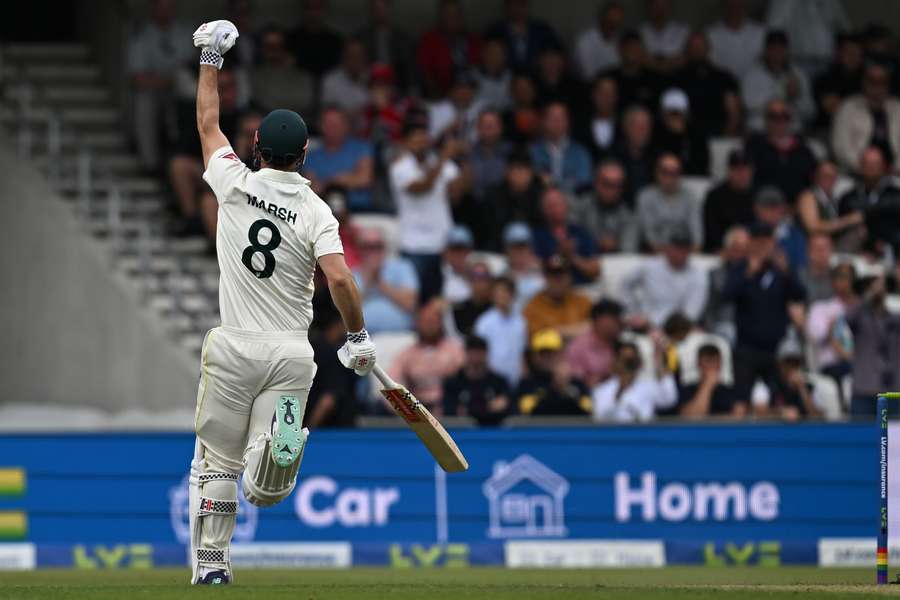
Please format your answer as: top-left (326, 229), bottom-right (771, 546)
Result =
top-left (482, 454), bottom-right (569, 539)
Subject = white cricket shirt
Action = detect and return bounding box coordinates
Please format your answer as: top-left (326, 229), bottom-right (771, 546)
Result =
top-left (389, 151), bottom-right (459, 254)
top-left (203, 145), bottom-right (344, 332)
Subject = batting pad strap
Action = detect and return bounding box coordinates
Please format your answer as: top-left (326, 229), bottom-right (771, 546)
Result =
top-left (197, 547), bottom-right (229, 564)
top-left (197, 496), bottom-right (237, 516)
top-left (198, 472), bottom-right (239, 484)
top-left (199, 49), bottom-right (223, 69)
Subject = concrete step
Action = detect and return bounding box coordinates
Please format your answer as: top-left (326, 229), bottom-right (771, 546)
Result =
top-left (3, 43), bottom-right (91, 61)
top-left (0, 105), bottom-right (118, 127)
top-left (3, 83), bottom-right (110, 105)
top-left (38, 153), bottom-right (142, 174)
top-left (56, 176), bottom-right (164, 196)
top-left (29, 130), bottom-right (128, 153)
top-left (21, 64), bottom-right (101, 81)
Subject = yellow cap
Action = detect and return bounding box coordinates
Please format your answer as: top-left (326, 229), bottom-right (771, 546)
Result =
top-left (531, 329), bottom-right (563, 352)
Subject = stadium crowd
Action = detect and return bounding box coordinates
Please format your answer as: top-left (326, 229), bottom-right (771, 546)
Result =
top-left (130, 0), bottom-right (900, 426)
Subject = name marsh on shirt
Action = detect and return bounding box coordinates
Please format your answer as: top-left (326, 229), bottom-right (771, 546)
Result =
top-left (247, 193), bottom-right (298, 225)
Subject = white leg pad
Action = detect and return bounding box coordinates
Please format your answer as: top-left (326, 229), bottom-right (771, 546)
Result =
top-left (189, 449), bottom-right (239, 584)
top-left (242, 429), bottom-right (308, 507)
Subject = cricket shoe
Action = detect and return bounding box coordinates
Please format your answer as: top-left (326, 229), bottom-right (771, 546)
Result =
top-left (195, 569), bottom-right (231, 585)
top-left (271, 395), bottom-right (308, 468)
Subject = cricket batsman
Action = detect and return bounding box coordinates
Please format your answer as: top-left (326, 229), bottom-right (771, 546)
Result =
top-left (186, 19), bottom-right (376, 584)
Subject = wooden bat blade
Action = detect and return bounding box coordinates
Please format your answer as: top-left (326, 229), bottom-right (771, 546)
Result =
top-left (380, 387), bottom-right (469, 472)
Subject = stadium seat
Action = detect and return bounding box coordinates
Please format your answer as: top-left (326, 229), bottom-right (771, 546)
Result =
top-left (594, 254), bottom-right (645, 302)
top-left (807, 138), bottom-right (828, 161)
top-left (708, 137), bottom-right (742, 182)
top-left (471, 251), bottom-right (508, 275)
top-left (806, 372), bottom-right (843, 420)
top-left (619, 331), bottom-right (657, 381)
top-left (681, 176), bottom-right (712, 208)
top-left (676, 332), bottom-right (734, 386)
top-left (368, 331), bottom-right (417, 396)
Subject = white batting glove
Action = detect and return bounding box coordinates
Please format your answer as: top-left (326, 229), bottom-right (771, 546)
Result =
top-left (193, 20), bottom-right (239, 69)
top-left (337, 329), bottom-right (377, 376)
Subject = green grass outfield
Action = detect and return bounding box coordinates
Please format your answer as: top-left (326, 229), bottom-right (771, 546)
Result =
top-left (2, 567), bottom-right (900, 599)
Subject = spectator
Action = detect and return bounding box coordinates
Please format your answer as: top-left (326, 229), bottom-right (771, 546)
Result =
top-left (127, 0), bottom-right (193, 172)
top-left (428, 71), bottom-right (485, 143)
top-left (469, 109), bottom-right (511, 197)
top-left (574, 1), bottom-right (624, 81)
top-left (306, 308), bottom-right (358, 427)
top-left (361, 64), bottom-right (410, 146)
top-left (322, 187), bottom-right (362, 270)
top-left (571, 160), bottom-right (639, 253)
top-left (503, 73), bottom-right (542, 144)
top-left (227, 0), bottom-right (257, 70)
top-left (356, 0), bottom-right (415, 93)
top-left (603, 31), bottom-right (660, 110)
top-left (707, 0), bottom-right (765, 79)
top-left (813, 33), bottom-right (864, 128)
top-left (744, 98), bottom-right (817, 204)
top-left (417, 0), bottom-right (481, 98)
top-left (752, 339), bottom-right (822, 420)
top-left (516, 329), bottom-right (592, 416)
top-left (390, 300), bottom-right (466, 415)
top-left (353, 227), bottom-right (419, 334)
top-left (475, 37), bottom-right (513, 110)
top-left (861, 25), bottom-right (900, 90)
top-left (288, 0), bottom-right (344, 78)
top-left (640, 0), bottom-right (689, 73)
top-left (723, 221), bottom-right (807, 403)
top-left (442, 335), bottom-right (511, 425)
top-left (251, 27), bottom-right (316, 116)
top-left (796, 159), bottom-right (863, 249)
top-left (612, 105), bottom-right (656, 205)
top-left (320, 38), bottom-right (371, 119)
top-left (765, 0), bottom-right (848, 75)
top-left (753, 186), bottom-right (808, 270)
top-left (678, 344), bottom-right (747, 418)
top-left (534, 45), bottom-right (589, 123)
top-left (474, 276), bottom-right (528, 387)
top-left (847, 274), bottom-right (900, 416)
top-left (838, 146), bottom-right (900, 254)
top-left (389, 118), bottom-right (466, 302)
top-left (529, 102), bottom-right (593, 194)
top-left (675, 31), bottom-right (741, 138)
top-left (441, 225), bottom-right (474, 304)
top-left (636, 153), bottom-right (703, 252)
top-left (798, 234), bottom-right (835, 302)
top-left (523, 255), bottom-right (592, 337)
top-left (452, 262), bottom-right (494, 336)
top-left (653, 88), bottom-right (709, 176)
top-left (484, 0), bottom-right (561, 72)
top-left (168, 68), bottom-right (246, 240)
top-left (741, 30), bottom-right (815, 132)
top-left (565, 299), bottom-right (623, 388)
top-left (488, 149), bottom-right (545, 244)
top-left (807, 263), bottom-right (856, 394)
top-left (704, 225), bottom-right (750, 343)
top-left (703, 149), bottom-right (755, 253)
top-left (578, 75), bottom-right (620, 160)
top-left (591, 339), bottom-right (678, 422)
top-left (533, 187), bottom-right (600, 284)
top-left (622, 228), bottom-right (710, 328)
top-left (832, 62), bottom-right (900, 174)
top-left (503, 222), bottom-right (545, 308)
top-left (305, 106), bottom-right (374, 211)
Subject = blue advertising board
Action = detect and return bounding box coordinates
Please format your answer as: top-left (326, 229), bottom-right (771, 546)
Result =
top-left (0, 423), bottom-right (876, 567)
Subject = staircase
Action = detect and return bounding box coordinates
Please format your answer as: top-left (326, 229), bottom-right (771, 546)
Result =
top-left (0, 43), bottom-right (217, 354)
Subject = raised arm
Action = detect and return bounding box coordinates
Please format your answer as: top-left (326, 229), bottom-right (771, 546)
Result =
top-left (191, 20), bottom-right (240, 167)
top-left (196, 66), bottom-right (230, 168)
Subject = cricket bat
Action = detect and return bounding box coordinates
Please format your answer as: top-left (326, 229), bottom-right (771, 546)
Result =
top-left (373, 365), bottom-right (469, 472)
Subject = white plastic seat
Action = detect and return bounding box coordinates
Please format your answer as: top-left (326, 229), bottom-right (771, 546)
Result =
top-left (677, 332), bottom-right (734, 386)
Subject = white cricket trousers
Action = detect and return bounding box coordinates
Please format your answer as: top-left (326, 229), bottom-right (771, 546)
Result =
top-left (189, 326), bottom-right (316, 580)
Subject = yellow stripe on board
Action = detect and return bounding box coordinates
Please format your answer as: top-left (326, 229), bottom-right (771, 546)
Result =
top-left (0, 468), bottom-right (26, 495)
top-left (0, 511), bottom-right (27, 538)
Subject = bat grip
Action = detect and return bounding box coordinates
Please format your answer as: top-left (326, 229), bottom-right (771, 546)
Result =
top-left (371, 365), bottom-right (396, 389)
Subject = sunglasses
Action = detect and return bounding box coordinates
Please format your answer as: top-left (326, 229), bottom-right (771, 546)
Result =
top-left (658, 167), bottom-right (681, 177)
top-left (766, 111), bottom-right (791, 121)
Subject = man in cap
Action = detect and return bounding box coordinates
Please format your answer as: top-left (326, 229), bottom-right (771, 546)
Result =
top-left (515, 329), bottom-right (593, 416)
top-left (186, 19), bottom-right (376, 585)
top-left (522, 255), bottom-right (592, 338)
top-left (653, 87), bottom-right (709, 175)
top-left (753, 185), bottom-right (808, 269)
top-left (702, 148), bottom-right (756, 253)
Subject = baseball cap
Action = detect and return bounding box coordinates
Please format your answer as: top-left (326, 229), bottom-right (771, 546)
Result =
top-left (668, 226), bottom-right (693, 247)
top-left (765, 29), bottom-right (789, 46)
top-left (755, 186), bottom-right (786, 207)
top-left (591, 298), bottom-right (623, 319)
top-left (447, 225), bottom-right (474, 248)
top-left (503, 222), bottom-right (533, 246)
top-left (727, 148), bottom-right (752, 167)
top-left (257, 109), bottom-right (309, 166)
top-left (661, 88), bottom-right (689, 113)
top-left (531, 329), bottom-right (563, 352)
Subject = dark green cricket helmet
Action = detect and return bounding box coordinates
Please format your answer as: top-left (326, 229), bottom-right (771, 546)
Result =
top-left (254, 109), bottom-right (309, 168)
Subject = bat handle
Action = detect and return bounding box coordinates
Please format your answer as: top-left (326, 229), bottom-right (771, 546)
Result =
top-left (371, 365), bottom-right (396, 389)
